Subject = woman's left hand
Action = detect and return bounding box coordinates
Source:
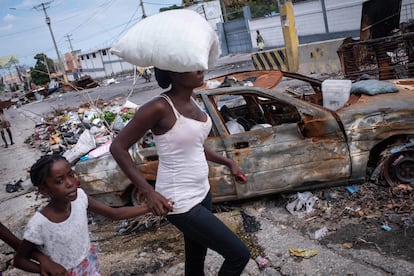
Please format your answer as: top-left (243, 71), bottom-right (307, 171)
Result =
top-left (229, 160), bottom-right (247, 184)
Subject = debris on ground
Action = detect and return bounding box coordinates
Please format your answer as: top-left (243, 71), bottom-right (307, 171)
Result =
top-left (289, 247), bottom-right (318, 258)
top-left (241, 210), bottom-right (261, 233)
top-left (281, 182), bottom-right (414, 262)
top-left (5, 179), bottom-right (22, 193)
top-left (286, 191), bottom-right (318, 218)
top-left (23, 99), bottom-right (140, 160)
top-left (71, 75), bottom-right (100, 90)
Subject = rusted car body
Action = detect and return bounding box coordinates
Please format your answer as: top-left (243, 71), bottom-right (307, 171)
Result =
top-left (75, 75), bottom-right (414, 206)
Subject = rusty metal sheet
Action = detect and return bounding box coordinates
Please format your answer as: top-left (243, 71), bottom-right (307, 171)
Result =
top-left (360, 0), bottom-right (402, 40)
top-left (197, 70), bottom-right (283, 90)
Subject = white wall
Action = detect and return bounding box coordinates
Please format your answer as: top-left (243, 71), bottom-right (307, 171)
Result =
top-left (248, 0), bottom-right (413, 49)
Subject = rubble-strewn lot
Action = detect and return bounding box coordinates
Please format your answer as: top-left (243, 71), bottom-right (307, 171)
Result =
top-left (1, 61), bottom-right (414, 274)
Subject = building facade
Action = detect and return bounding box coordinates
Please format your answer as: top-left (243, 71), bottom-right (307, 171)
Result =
top-left (77, 48), bottom-right (134, 80)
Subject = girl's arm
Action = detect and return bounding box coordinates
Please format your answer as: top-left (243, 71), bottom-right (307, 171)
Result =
top-left (204, 146), bottom-right (247, 183)
top-left (0, 222), bottom-right (20, 251)
top-left (32, 252), bottom-right (68, 275)
top-left (14, 240), bottom-right (44, 273)
top-left (88, 195), bottom-right (151, 220)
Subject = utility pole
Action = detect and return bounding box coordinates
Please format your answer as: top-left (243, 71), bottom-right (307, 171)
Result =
top-left (65, 34), bottom-right (74, 52)
top-left (139, 0), bottom-right (147, 18)
top-left (33, 1), bottom-right (68, 83)
top-left (278, 0), bottom-right (299, 72)
top-left (42, 54), bottom-right (51, 79)
top-left (220, 0), bottom-right (228, 22)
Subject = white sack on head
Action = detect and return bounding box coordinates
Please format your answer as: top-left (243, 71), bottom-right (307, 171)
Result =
top-left (110, 9), bottom-right (220, 73)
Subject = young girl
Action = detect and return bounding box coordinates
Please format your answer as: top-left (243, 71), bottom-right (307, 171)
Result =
top-left (14, 154), bottom-right (163, 275)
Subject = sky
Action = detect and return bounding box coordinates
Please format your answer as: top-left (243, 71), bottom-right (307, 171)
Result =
top-left (0, 0), bottom-right (183, 69)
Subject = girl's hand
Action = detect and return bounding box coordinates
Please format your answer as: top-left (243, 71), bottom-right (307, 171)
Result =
top-left (228, 160), bottom-right (247, 184)
top-left (39, 255), bottom-right (68, 276)
top-left (144, 190), bottom-right (174, 216)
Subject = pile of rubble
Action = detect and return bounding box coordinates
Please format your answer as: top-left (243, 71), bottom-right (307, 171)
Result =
top-left (24, 98), bottom-right (140, 164)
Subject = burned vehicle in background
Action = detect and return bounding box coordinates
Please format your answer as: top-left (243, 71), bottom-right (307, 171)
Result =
top-left (75, 73), bottom-right (414, 206)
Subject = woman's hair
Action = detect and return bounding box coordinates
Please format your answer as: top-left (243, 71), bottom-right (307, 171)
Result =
top-left (30, 154), bottom-right (67, 187)
top-left (154, 68), bottom-right (172, 89)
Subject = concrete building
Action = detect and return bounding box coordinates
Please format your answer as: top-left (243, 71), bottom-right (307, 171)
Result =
top-left (77, 47), bottom-right (134, 80)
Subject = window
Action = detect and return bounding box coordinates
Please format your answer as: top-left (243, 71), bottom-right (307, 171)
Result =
top-left (102, 50), bottom-right (107, 56)
top-left (92, 53), bottom-right (96, 58)
top-left (86, 55), bottom-right (89, 60)
top-left (215, 93), bottom-right (300, 134)
top-left (81, 56), bottom-right (84, 60)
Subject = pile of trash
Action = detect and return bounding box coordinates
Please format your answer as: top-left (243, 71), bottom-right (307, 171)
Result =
top-left (24, 99), bottom-right (141, 164)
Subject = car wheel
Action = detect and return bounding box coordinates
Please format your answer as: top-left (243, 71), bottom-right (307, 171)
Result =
top-left (382, 149), bottom-right (414, 187)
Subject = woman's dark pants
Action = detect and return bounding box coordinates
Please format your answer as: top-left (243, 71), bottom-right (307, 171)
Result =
top-left (167, 192), bottom-right (250, 276)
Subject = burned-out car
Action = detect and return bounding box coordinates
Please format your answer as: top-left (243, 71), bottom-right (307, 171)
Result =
top-left (75, 74), bottom-right (414, 206)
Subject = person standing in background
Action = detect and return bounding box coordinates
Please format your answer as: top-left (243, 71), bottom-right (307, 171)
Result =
top-left (0, 108), bottom-right (14, 148)
top-left (256, 30), bottom-right (265, 51)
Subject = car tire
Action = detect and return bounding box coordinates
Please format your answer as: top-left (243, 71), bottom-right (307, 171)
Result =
top-left (381, 149), bottom-right (414, 187)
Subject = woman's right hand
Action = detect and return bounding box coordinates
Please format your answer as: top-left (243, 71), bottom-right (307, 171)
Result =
top-left (144, 190), bottom-right (173, 216)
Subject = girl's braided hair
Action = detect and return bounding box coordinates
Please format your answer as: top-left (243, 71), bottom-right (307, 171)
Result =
top-left (30, 154), bottom-right (66, 187)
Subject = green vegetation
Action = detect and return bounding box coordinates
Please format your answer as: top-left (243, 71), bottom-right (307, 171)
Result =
top-left (160, 0), bottom-right (279, 18)
top-left (30, 53), bottom-right (55, 85)
top-left (103, 111), bottom-right (116, 125)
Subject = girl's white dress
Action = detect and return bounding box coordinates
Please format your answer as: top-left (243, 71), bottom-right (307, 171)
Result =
top-left (23, 188), bottom-right (91, 270)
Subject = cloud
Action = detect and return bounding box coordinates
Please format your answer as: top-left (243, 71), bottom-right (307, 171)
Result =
top-left (3, 14), bottom-right (15, 23)
top-left (0, 24), bottom-right (13, 31)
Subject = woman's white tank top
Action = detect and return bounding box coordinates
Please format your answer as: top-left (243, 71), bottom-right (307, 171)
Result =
top-left (154, 94), bottom-right (212, 214)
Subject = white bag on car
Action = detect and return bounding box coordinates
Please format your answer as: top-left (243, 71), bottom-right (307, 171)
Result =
top-left (110, 9), bottom-right (220, 72)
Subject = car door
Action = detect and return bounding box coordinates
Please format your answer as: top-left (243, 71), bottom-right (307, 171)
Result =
top-left (201, 88), bottom-right (351, 200)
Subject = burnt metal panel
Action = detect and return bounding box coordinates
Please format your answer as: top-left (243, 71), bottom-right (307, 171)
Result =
top-left (337, 82), bottom-right (414, 178)
top-left (360, 0), bottom-right (402, 40)
top-left (202, 87), bottom-right (351, 199)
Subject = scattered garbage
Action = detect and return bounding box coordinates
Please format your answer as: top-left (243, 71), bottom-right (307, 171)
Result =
top-left (403, 218), bottom-right (412, 237)
top-left (241, 210), bottom-right (261, 233)
top-left (118, 215), bottom-right (170, 235)
top-left (255, 256), bottom-right (269, 269)
top-left (323, 191), bottom-right (333, 204)
top-left (116, 220), bottom-right (130, 234)
top-left (63, 129), bottom-right (96, 164)
top-left (84, 140), bottom-right (112, 159)
top-left (312, 226), bottom-right (328, 240)
top-left (72, 75), bottom-right (99, 90)
top-left (381, 224), bottom-right (392, 231)
top-left (20, 179), bottom-right (34, 192)
top-left (341, 243), bottom-right (353, 249)
top-left (286, 191), bottom-right (318, 218)
top-left (397, 184), bottom-right (413, 192)
top-left (289, 247), bottom-right (318, 258)
top-left (5, 179), bottom-right (22, 193)
top-left (345, 185), bottom-right (359, 194)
